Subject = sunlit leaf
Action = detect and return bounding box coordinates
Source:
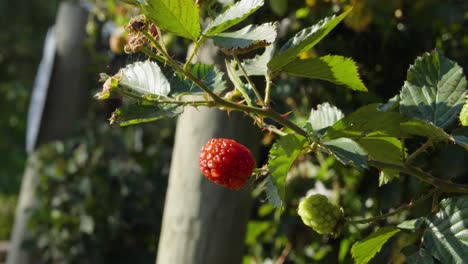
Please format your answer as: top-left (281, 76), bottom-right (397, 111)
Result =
top-left (203, 0), bottom-right (264, 36)
top-left (351, 227), bottom-right (400, 264)
top-left (117, 61), bottom-right (171, 97)
top-left (142, 0), bottom-right (201, 39)
top-left (211, 23), bottom-right (277, 54)
top-left (268, 8), bottom-right (352, 71)
top-left (307, 102), bottom-right (344, 136)
top-left (283, 55), bottom-right (367, 91)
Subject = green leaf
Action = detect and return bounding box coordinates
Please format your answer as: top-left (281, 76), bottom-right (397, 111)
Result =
top-left (357, 137), bottom-right (403, 164)
top-left (189, 64), bottom-right (227, 94)
top-left (400, 119), bottom-right (454, 142)
top-left (268, 8), bottom-right (352, 71)
top-left (325, 104), bottom-right (407, 140)
top-left (322, 138), bottom-right (368, 171)
top-left (143, 0), bottom-right (200, 39)
top-left (237, 45), bottom-right (275, 76)
top-left (109, 104), bottom-right (183, 126)
top-left (307, 102), bottom-right (344, 135)
top-left (423, 195), bottom-right (468, 263)
top-left (211, 23), bottom-right (277, 54)
top-left (460, 96), bottom-right (468, 126)
top-left (203, 0), bottom-right (264, 36)
top-left (268, 134), bottom-right (307, 203)
top-left (351, 226), bottom-right (400, 264)
top-left (379, 169), bottom-right (399, 186)
top-left (263, 176), bottom-right (282, 208)
top-left (167, 63), bottom-right (227, 96)
top-left (282, 55), bottom-right (367, 91)
top-left (400, 50), bottom-right (467, 128)
top-left (397, 218), bottom-right (424, 230)
top-left (117, 61), bottom-right (171, 97)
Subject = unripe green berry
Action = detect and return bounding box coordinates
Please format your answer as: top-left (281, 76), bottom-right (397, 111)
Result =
top-left (298, 194), bottom-right (343, 235)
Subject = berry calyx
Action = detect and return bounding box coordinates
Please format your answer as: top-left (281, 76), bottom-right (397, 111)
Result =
top-left (199, 138), bottom-right (256, 190)
top-left (298, 194), bottom-right (344, 235)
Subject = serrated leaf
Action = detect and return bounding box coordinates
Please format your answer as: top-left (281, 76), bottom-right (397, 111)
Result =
top-left (268, 8), bottom-right (352, 71)
top-left (203, 0), bottom-right (264, 36)
top-left (325, 104), bottom-right (407, 140)
top-left (307, 102), bottom-right (344, 136)
top-left (282, 55), bottom-right (367, 91)
top-left (211, 23), bottom-right (277, 54)
top-left (351, 226), bottom-right (400, 264)
top-left (423, 196), bottom-right (468, 263)
top-left (142, 0), bottom-right (200, 39)
top-left (167, 63), bottom-right (227, 96)
top-left (263, 176), bottom-right (282, 208)
top-left (400, 50), bottom-right (467, 128)
top-left (400, 119), bottom-right (454, 142)
top-left (268, 134), bottom-right (307, 203)
top-left (322, 138), bottom-right (368, 171)
top-left (118, 61), bottom-right (171, 97)
top-left (110, 104), bottom-right (183, 126)
top-left (237, 45), bottom-right (275, 76)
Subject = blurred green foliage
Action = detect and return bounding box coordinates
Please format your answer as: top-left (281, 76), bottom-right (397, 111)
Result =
top-left (0, 0), bottom-right (61, 195)
top-left (28, 123), bottom-right (173, 263)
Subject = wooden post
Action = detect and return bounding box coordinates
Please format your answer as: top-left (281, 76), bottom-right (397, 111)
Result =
top-left (7, 2), bottom-right (90, 263)
top-left (156, 107), bottom-right (260, 264)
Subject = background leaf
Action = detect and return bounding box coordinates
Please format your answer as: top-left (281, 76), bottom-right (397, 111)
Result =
top-left (423, 195), bottom-right (468, 263)
top-left (211, 23), bottom-right (277, 54)
top-left (351, 227), bottom-right (400, 264)
top-left (203, 0), bottom-right (264, 36)
top-left (267, 134), bottom-right (307, 202)
top-left (268, 8), bottom-right (352, 71)
top-left (143, 0), bottom-right (201, 39)
top-left (400, 50), bottom-right (467, 128)
top-left (282, 55), bottom-right (367, 91)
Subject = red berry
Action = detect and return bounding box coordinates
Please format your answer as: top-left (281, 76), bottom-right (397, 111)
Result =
top-left (199, 138), bottom-right (256, 190)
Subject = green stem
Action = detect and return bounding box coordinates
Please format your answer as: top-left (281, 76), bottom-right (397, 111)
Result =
top-left (140, 33), bottom-right (310, 139)
top-left (347, 189), bottom-right (436, 224)
top-left (264, 74), bottom-right (272, 107)
top-left (184, 36), bottom-right (205, 70)
top-left (233, 54), bottom-right (265, 106)
top-left (369, 160), bottom-right (468, 193)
